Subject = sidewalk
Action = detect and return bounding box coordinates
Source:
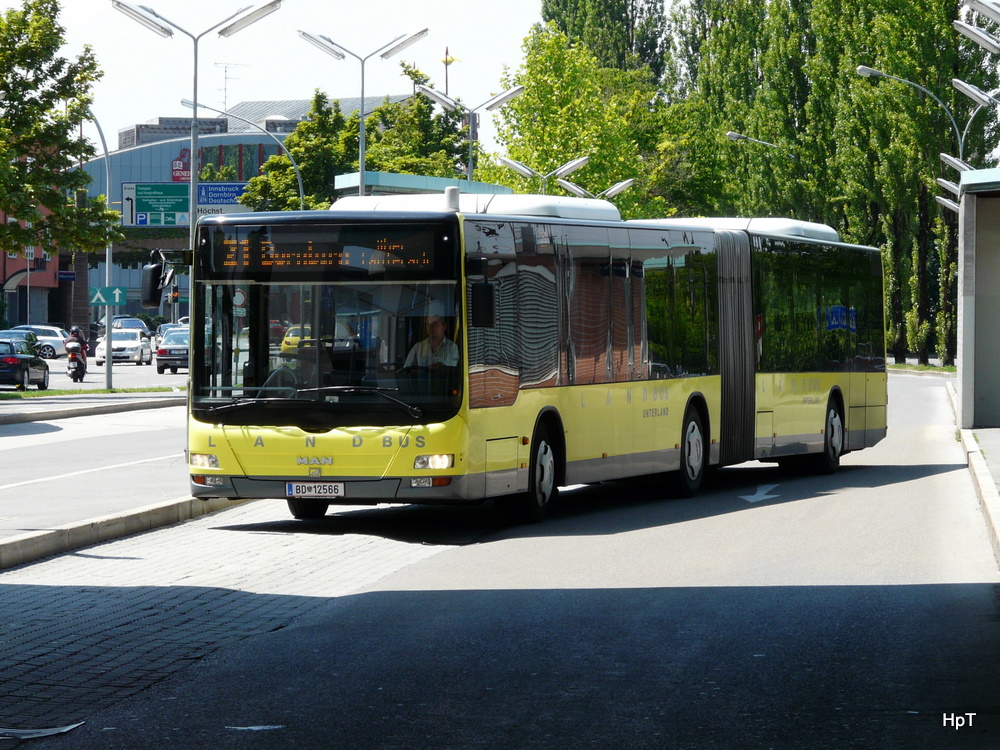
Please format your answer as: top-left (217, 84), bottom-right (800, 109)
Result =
top-left (0, 390), bottom-right (186, 425)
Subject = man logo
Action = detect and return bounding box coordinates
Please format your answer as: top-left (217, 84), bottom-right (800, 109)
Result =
top-left (309, 468), bottom-right (322, 477)
top-left (297, 456), bottom-right (333, 465)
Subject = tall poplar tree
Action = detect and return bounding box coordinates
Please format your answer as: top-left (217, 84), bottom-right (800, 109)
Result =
top-left (542, 0), bottom-right (669, 81)
top-left (659, 0), bottom-right (996, 364)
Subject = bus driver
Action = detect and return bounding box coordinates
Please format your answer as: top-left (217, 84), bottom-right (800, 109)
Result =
top-left (404, 304), bottom-right (458, 370)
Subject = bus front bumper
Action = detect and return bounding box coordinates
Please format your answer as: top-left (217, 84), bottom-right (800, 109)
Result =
top-left (190, 474), bottom-right (482, 506)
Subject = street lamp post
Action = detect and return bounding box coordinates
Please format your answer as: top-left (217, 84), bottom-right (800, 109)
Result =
top-left (498, 155), bottom-right (590, 194)
top-left (88, 112), bottom-right (116, 390)
top-left (415, 83), bottom-right (524, 180)
top-left (181, 99), bottom-right (305, 210)
top-left (298, 29), bottom-right (429, 196)
top-left (112, 1), bottom-right (282, 256)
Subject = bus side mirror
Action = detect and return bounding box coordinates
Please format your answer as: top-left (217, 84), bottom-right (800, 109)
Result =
top-left (471, 282), bottom-right (496, 328)
top-left (140, 262), bottom-right (164, 309)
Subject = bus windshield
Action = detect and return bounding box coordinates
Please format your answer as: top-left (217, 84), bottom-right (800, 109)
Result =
top-left (190, 218), bottom-right (462, 429)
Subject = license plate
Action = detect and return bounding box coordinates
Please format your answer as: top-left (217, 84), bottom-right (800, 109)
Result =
top-left (170, 349), bottom-right (186, 355)
top-left (286, 482), bottom-right (345, 498)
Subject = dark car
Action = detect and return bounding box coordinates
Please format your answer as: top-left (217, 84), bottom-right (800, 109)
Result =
top-left (111, 317), bottom-right (152, 338)
top-left (0, 338), bottom-right (49, 390)
top-left (156, 327), bottom-right (189, 374)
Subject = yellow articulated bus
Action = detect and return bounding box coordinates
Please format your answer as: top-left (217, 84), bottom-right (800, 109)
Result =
top-left (168, 189), bottom-right (885, 521)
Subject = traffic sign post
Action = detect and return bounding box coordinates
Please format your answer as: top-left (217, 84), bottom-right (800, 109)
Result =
top-left (121, 182), bottom-right (248, 227)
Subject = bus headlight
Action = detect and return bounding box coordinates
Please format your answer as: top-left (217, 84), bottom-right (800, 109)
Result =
top-left (413, 454), bottom-right (454, 470)
top-left (190, 453), bottom-right (220, 469)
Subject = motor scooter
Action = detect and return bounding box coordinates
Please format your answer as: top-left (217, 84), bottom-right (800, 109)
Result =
top-left (65, 341), bottom-right (86, 382)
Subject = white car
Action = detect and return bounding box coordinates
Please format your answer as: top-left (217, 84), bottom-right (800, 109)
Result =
top-left (12, 325), bottom-right (70, 359)
top-left (95, 330), bottom-right (153, 366)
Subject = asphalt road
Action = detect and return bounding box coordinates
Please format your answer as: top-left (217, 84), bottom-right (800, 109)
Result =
top-left (11, 374), bottom-right (1000, 750)
top-left (0, 407), bottom-right (188, 539)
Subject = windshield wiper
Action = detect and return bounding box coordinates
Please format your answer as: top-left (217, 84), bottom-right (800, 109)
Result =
top-left (300, 385), bottom-right (423, 418)
top-left (204, 396), bottom-right (327, 414)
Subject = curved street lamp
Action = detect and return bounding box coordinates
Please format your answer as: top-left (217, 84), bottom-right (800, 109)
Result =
top-left (726, 130), bottom-right (781, 149)
top-left (415, 83), bottom-right (524, 180)
top-left (856, 65), bottom-right (964, 159)
top-left (112, 1), bottom-right (282, 254)
top-left (181, 99), bottom-right (305, 210)
top-left (498, 155), bottom-right (590, 194)
top-left (298, 29), bottom-right (428, 196)
top-left (856, 64), bottom-right (1000, 213)
top-left (555, 177), bottom-right (635, 200)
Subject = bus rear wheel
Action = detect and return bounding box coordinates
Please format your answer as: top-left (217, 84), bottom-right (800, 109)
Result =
top-left (675, 407), bottom-right (706, 497)
top-left (287, 498), bottom-right (329, 520)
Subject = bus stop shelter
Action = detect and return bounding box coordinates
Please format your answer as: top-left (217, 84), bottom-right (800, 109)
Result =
top-left (957, 168), bottom-right (1000, 427)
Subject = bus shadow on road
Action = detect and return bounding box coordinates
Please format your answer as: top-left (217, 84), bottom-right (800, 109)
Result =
top-left (215, 459), bottom-right (969, 546)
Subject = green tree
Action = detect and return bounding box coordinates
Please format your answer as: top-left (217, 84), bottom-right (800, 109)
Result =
top-left (240, 91), bottom-right (351, 210)
top-left (660, 0), bottom-right (995, 365)
top-left (0, 0), bottom-right (119, 257)
top-left (543, 0), bottom-right (669, 81)
top-left (200, 162), bottom-right (237, 182)
top-left (241, 78), bottom-right (465, 210)
top-left (483, 22), bottom-right (665, 219)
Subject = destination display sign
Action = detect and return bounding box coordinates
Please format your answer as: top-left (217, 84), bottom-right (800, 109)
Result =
top-left (206, 224), bottom-right (446, 277)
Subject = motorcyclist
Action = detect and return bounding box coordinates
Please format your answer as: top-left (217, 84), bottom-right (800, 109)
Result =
top-left (65, 326), bottom-right (88, 364)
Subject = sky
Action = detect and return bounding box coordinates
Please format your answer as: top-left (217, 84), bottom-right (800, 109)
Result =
top-left (5, 0), bottom-right (544, 153)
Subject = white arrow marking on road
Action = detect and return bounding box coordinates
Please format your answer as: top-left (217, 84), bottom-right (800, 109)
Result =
top-left (739, 483), bottom-right (780, 503)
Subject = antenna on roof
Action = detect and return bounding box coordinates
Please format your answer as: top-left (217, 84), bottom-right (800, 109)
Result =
top-left (215, 62), bottom-right (249, 113)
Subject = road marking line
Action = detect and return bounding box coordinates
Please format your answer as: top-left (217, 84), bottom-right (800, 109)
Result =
top-left (0, 454), bottom-right (183, 491)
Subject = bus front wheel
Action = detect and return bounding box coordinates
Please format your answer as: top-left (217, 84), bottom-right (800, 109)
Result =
top-left (813, 397), bottom-right (844, 474)
top-left (501, 424), bottom-right (560, 523)
top-left (287, 498), bottom-right (329, 520)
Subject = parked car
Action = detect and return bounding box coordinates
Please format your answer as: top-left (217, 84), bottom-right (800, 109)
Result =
top-left (12, 324), bottom-right (70, 359)
top-left (0, 329), bottom-right (40, 353)
top-left (156, 327), bottom-right (189, 374)
top-left (95, 330), bottom-right (153, 366)
top-left (0, 338), bottom-right (49, 390)
top-left (111, 317), bottom-right (152, 338)
top-left (155, 323), bottom-right (184, 346)
top-left (96, 313), bottom-right (133, 338)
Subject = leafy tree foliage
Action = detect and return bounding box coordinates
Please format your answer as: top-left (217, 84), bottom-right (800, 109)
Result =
top-left (654, 0), bottom-right (996, 364)
top-left (542, 0), bottom-right (669, 81)
top-left (481, 22), bottom-right (666, 219)
top-left (0, 0), bottom-right (119, 257)
top-left (240, 76), bottom-right (465, 211)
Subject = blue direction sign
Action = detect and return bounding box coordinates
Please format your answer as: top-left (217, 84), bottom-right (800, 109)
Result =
top-left (89, 286), bottom-right (128, 306)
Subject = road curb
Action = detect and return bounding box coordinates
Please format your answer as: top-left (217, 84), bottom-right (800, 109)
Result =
top-left (0, 396), bottom-right (186, 425)
top-left (0, 496), bottom-right (251, 571)
top-left (960, 430), bottom-right (1000, 568)
top-left (945, 379), bottom-right (1000, 566)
